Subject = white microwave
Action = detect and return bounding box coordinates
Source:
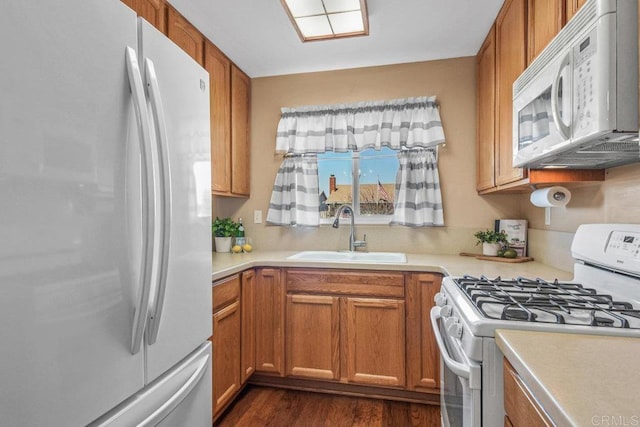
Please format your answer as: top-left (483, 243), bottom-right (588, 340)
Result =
top-left (512, 0), bottom-right (638, 169)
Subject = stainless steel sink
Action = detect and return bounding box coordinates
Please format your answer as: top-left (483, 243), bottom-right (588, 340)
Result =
top-left (287, 251), bottom-right (407, 264)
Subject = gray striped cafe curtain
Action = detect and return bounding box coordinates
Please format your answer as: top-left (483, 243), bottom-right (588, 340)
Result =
top-left (267, 96), bottom-right (446, 227)
top-left (266, 155), bottom-right (320, 227)
top-left (390, 149), bottom-right (443, 227)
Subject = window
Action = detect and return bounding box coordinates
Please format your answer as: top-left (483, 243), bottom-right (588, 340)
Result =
top-left (318, 147), bottom-right (398, 223)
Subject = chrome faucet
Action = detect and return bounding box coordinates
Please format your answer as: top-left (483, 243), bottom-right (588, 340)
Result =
top-left (332, 204), bottom-right (367, 252)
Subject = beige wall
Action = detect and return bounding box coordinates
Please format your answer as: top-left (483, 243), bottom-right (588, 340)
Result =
top-left (520, 163), bottom-right (640, 271)
top-left (214, 57), bottom-right (523, 255)
top-left (213, 55), bottom-right (640, 266)
top-left (522, 163), bottom-right (640, 232)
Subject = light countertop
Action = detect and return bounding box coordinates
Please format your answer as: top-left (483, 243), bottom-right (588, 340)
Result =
top-left (496, 329), bottom-right (640, 426)
top-left (211, 251), bottom-right (572, 282)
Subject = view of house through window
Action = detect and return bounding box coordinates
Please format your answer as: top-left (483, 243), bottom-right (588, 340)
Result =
top-left (318, 147), bottom-right (398, 221)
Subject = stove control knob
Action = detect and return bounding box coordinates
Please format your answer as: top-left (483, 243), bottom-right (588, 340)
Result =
top-left (439, 305), bottom-right (452, 317)
top-left (434, 293), bottom-right (447, 307)
top-left (444, 316), bottom-right (459, 330)
top-left (447, 320), bottom-right (463, 339)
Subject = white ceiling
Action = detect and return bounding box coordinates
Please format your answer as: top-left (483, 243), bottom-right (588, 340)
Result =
top-left (170, 0), bottom-right (505, 78)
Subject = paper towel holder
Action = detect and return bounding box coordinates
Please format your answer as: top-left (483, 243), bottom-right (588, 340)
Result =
top-left (530, 186), bottom-right (571, 225)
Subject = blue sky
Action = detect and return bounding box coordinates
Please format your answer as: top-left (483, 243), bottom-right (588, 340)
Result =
top-left (318, 147), bottom-right (398, 195)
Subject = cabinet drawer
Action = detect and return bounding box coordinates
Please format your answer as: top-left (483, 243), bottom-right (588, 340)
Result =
top-left (213, 274), bottom-right (240, 312)
top-left (286, 269), bottom-right (404, 298)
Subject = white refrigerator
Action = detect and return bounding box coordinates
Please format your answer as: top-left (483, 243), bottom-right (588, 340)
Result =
top-left (0, 1), bottom-right (212, 426)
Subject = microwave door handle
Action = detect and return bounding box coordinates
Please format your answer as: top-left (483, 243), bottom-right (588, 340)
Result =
top-left (551, 52), bottom-right (571, 140)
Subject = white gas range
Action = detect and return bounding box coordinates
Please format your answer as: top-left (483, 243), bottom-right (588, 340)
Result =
top-left (431, 224), bottom-right (640, 426)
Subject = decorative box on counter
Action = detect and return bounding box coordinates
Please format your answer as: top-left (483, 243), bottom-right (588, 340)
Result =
top-left (495, 219), bottom-right (528, 257)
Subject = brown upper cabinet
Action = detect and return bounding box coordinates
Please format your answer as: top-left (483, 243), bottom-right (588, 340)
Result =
top-left (204, 44), bottom-right (251, 197)
top-left (476, 26), bottom-right (497, 192)
top-left (230, 65), bottom-right (251, 197)
top-left (121, 0), bottom-right (166, 32)
top-left (125, 0), bottom-right (252, 198)
top-left (166, 6), bottom-right (205, 65)
top-left (495, 0), bottom-right (528, 187)
top-left (475, 0), bottom-right (604, 193)
top-left (527, 0), bottom-right (564, 63)
top-left (566, 0), bottom-right (587, 22)
top-left (205, 43), bottom-right (232, 194)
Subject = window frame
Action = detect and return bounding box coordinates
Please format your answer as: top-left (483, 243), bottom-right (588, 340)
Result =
top-left (318, 150), bottom-right (396, 226)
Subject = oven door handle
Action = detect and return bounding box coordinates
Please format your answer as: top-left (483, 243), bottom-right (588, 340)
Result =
top-left (430, 307), bottom-right (476, 381)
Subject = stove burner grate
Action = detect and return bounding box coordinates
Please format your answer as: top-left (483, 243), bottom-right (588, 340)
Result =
top-left (455, 275), bottom-right (639, 329)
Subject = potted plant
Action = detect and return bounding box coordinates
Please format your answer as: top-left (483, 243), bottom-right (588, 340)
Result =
top-left (212, 217), bottom-right (239, 253)
top-left (474, 229), bottom-right (508, 256)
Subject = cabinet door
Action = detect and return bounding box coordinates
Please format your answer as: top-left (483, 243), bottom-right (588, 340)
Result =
top-left (495, 0), bottom-right (527, 186)
top-left (205, 42), bottom-right (232, 194)
top-left (286, 294), bottom-right (340, 380)
top-left (166, 7), bottom-right (204, 64)
top-left (241, 269), bottom-right (256, 384)
top-left (120, 0), bottom-right (166, 33)
top-left (344, 298), bottom-right (405, 387)
top-left (527, 0), bottom-right (563, 63)
top-left (230, 64), bottom-right (251, 196)
top-left (503, 359), bottom-right (553, 426)
top-left (476, 25), bottom-right (496, 191)
top-left (212, 301), bottom-right (241, 417)
top-left (406, 273), bottom-right (442, 392)
top-left (565, 0), bottom-right (586, 22)
top-left (255, 268), bottom-right (285, 375)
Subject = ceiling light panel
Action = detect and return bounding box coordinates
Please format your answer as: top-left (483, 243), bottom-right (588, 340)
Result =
top-left (284, 0), bottom-right (325, 17)
top-left (295, 15), bottom-right (333, 38)
top-left (281, 0), bottom-right (369, 42)
top-left (328, 11), bottom-right (364, 34)
top-left (323, 0), bottom-right (361, 13)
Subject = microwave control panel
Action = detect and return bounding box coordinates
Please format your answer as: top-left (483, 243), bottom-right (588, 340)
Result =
top-left (573, 27), bottom-right (598, 135)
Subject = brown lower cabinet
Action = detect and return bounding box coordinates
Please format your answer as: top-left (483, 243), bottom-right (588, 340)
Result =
top-left (211, 270), bottom-right (256, 422)
top-left (240, 269), bottom-right (256, 383)
top-left (503, 359), bottom-right (553, 426)
top-left (213, 267), bottom-right (442, 420)
top-left (406, 273), bottom-right (441, 391)
top-left (211, 275), bottom-right (241, 420)
top-left (254, 268), bottom-right (285, 375)
top-left (286, 294), bottom-right (340, 380)
top-left (345, 297), bottom-right (406, 387)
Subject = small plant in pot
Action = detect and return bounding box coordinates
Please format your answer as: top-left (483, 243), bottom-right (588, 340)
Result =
top-left (474, 229), bottom-right (509, 256)
top-left (212, 217), bottom-right (239, 253)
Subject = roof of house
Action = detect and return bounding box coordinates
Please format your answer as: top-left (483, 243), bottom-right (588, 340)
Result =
top-left (326, 183), bottom-right (395, 204)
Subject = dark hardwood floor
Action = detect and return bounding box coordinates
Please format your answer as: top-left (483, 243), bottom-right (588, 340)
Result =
top-left (215, 386), bottom-right (441, 427)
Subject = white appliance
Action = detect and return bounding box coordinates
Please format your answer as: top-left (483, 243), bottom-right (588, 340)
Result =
top-left (432, 224), bottom-right (640, 426)
top-left (512, 0), bottom-right (638, 169)
top-left (0, 1), bottom-right (212, 426)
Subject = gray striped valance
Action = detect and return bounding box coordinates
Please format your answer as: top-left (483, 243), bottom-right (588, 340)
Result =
top-left (275, 96), bottom-right (445, 154)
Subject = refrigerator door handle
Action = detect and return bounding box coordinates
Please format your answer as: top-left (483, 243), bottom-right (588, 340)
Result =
top-left (138, 350), bottom-right (210, 427)
top-left (125, 46), bottom-right (156, 355)
top-left (143, 57), bottom-right (172, 346)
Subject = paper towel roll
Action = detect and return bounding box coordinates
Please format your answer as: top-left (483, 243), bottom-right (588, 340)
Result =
top-left (530, 186), bottom-right (571, 207)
